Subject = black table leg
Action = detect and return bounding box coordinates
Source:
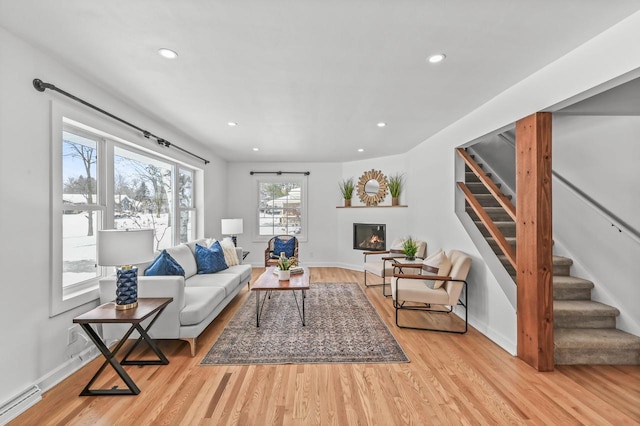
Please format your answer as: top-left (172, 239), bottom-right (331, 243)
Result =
top-left (78, 306), bottom-right (169, 396)
top-left (78, 323), bottom-right (140, 396)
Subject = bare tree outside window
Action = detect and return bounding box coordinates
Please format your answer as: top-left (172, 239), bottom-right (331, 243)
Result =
top-left (114, 147), bottom-right (174, 250)
top-left (63, 140), bottom-right (96, 236)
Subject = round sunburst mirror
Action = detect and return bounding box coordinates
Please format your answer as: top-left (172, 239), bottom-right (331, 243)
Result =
top-left (356, 169), bottom-right (388, 206)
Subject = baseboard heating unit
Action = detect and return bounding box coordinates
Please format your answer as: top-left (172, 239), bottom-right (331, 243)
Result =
top-left (0, 385), bottom-right (42, 425)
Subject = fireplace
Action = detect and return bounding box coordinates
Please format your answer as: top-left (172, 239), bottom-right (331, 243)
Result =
top-left (353, 223), bottom-right (386, 251)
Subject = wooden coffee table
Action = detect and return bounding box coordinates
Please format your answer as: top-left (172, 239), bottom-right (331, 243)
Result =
top-left (251, 267), bottom-right (310, 327)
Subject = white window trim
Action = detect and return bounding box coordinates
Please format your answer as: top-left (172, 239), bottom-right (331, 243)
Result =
top-left (51, 121), bottom-right (106, 316)
top-left (253, 176), bottom-right (308, 242)
top-left (50, 101), bottom-right (202, 316)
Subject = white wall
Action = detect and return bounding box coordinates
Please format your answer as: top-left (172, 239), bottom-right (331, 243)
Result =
top-left (553, 115), bottom-right (640, 231)
top-left (0, 27), bottom-right (225, 406)
top-left (225, 161), bottom-right (342, 267)
top-left (553, 115), bottom-right (640, 335)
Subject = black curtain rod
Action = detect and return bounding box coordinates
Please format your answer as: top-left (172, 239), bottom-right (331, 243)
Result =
top-left (250, 171), bottom-right (310, 176)
top-left (32, 78), bottom-right (210, 164)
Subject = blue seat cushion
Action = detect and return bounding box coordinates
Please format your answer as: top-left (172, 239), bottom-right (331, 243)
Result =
top-left (195, 242), bottom-right (228, 274)
top-left (144, 250), bottom-right (185, 276)
top-left (274, 237), bottom-right (296, 258)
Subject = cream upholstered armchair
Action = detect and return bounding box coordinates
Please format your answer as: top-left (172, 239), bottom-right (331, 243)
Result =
top-left (392, 249), bottom-right (471, 333)
top-left (363, 237), bottom-right (427, 296)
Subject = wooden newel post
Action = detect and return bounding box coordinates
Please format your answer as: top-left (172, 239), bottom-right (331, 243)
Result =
top-left (516, 112), bottom-right (554, 372)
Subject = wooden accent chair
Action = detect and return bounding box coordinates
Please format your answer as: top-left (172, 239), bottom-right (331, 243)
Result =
top-left (264, 235), bottom-right (299, 267)
top-left (392, 250), bottom-right (471, 333)
top-left (363, 237), bottom-right (427, 296)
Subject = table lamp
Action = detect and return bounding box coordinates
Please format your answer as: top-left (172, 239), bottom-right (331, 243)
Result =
top-left (221, 218), bottom-right (243, 246)
top-left (97, 229), bottom-right (154, 310)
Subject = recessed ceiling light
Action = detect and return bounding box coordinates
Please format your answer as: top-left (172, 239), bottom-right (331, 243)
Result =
top-left (227, 122), bottom-right (238, 127)
top-left (158, 48), bottom-right (178, 59)
top-left (428, 53), bottom-right (446, 64)
top-left (252, 147), bottom-right (259, 151)
top-left (357, 148), bottom-right (364, 152)
top-left (377, 122), bottom-right (386, 127)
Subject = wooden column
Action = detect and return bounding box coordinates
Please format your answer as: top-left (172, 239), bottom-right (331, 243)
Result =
top-left (515, 112), bottom-right (554, 371)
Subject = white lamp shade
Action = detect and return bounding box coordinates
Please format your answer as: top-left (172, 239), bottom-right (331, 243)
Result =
top-left (97, 229), bottom-right (155, 266)
top-left (221, 218), bottom-right (243, 235)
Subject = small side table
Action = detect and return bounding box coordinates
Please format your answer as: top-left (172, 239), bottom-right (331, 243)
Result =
top-left (73, 297), bottom-right (172, 396)
top-left (383, 257), bottom-right (423, 297)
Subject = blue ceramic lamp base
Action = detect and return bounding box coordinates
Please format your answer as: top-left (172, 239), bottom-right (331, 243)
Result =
top-left (116, 266), bottom-right (138, 310)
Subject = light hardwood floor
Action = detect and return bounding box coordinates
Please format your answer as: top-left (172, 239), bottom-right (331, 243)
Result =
top-left (11, 268), bottom-right (640, 425)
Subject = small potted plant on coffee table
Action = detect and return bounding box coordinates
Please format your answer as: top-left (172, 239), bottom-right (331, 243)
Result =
top-left (276, 254), bottom-right (297, 280)
top-left (338, 177), bottom-right (355, 207)
top-left (403, 236), bottom-right (418, 261)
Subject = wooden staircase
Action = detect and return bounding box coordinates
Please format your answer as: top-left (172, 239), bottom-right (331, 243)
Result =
top-left (463, 160), bottom-right (640, 365)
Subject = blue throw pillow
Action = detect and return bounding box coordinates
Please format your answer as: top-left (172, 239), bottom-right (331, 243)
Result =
top-left (195, 243), bottom-right (228, 274)
top-left (144, 250), bottom-right (185, 276)
top-left (274, 237), bottom-right (296, 258)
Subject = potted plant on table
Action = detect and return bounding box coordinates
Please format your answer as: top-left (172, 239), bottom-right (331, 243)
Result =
top-left (338, 177), bottom-right (355, 207)
top-left (388, 173), bottom-right (404, 206)
top-left (276, 253), bottom-right (297, 280)
top-left (403, 236), bottom-right (419, 261)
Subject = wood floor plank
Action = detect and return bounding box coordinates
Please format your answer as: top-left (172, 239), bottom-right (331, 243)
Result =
top-left (9, 267), bottom-right (640, 425)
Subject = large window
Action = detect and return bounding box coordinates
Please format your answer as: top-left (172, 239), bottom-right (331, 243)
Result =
top-left (257, 178), bottom-right (307, 239)
top-left (52, 116), bottom-right (199, 315)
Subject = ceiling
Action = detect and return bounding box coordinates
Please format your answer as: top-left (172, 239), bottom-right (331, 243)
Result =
top-left (2, 1), bottom-right (640, 163)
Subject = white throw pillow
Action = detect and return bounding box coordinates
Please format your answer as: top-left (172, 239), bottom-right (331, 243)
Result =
top-left (389, 238), bottom-right (405, 253)
top-left (219, 238), bottom-right (239, 266)
top-left (422, 249), bottom-right (452, 289)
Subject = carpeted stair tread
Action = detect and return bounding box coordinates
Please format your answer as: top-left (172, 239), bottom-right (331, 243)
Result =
top-left (553, 275), bottom-right (594, 300)
top-left (465, 182), bottom-right (493, 194)
top-left (473, 194), bottom-right (510, 207)
top-left (553, 256), bottom-right (573, 276)
top-left (485, 236), bottom-right (516, 250)
top-left (553, 275), bottom-right (593, 288)
top-left (555, 329), bottom-right (640, 365)
top-left (553, 256), bottom-right (573, 267)
top-left (474, 221), bottom-right (516, 237)
top-left (554, 300), bottom-right (620, 317)
top-left (555, 328), bottom-right (640, 350)
top-left (466, 207), bottom-right (514, 223)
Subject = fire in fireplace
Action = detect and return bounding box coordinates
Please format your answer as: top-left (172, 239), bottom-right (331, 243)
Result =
top-left (353, 223), bottom-right (386, 251)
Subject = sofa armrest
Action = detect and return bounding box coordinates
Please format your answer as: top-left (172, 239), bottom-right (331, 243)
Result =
top-left (99, 275), bottom-right (186, 340)
top-left (235, 246), bottom-right (244, 264)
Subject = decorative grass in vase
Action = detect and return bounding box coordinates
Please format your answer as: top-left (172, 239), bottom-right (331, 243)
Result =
top-left (388, 173), bottom-right (404, 206)
top-left (339, 177), bottom-right (355, 207)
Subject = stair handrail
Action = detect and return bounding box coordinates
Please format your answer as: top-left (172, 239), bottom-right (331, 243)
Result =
top-left (553, 171), bottom-right (640, 245)
top-left (457, 182), bottom-right (517, 269)
top-left (456, 148), bottom-right (516, 221)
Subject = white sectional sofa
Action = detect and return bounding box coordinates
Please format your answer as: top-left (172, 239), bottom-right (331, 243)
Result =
top-left (99, 238), bottom-right (252, 356)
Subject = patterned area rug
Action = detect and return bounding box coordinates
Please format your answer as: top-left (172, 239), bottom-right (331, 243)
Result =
top-left (201, 282), bottom-right (409, 365)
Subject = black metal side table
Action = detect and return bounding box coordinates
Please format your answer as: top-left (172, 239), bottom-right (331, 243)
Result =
top-left (73, 297), bottom-right (172, 396)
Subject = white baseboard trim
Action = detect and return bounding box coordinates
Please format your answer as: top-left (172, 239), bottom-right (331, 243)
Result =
top-left (0, 345), bottom-right (101, 425)
top-left (0, 385), bottom-right (42, 425)
top-left (37, 345), bottom-right (102, 394)
top-left (468, 316), bottom-right (517, 355)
